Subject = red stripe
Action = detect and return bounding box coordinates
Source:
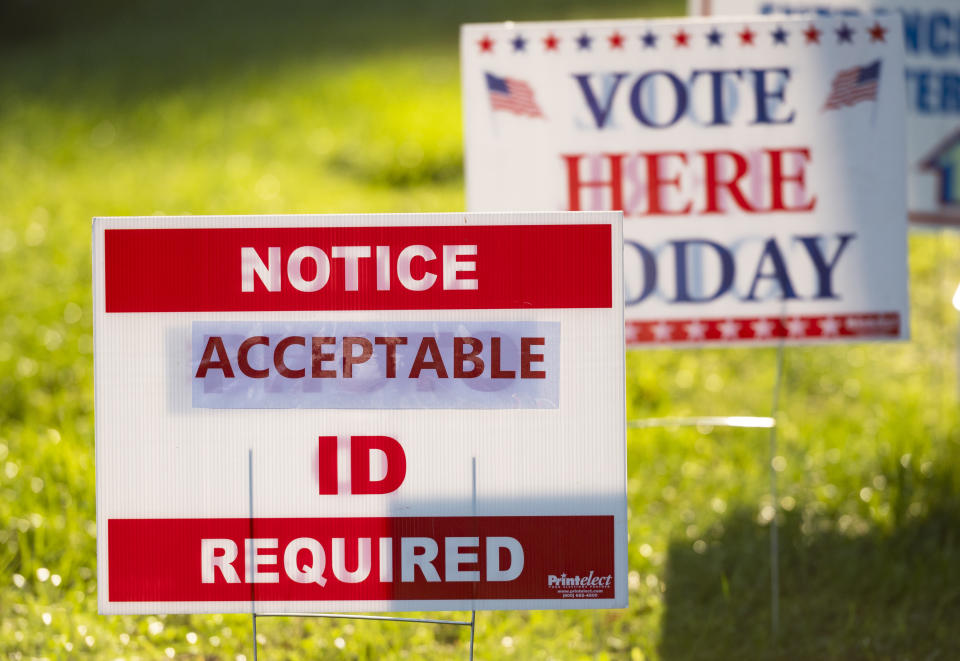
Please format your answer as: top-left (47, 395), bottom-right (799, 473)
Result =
top-left (104, 224), bottom-right (611, 312)
top-left (107, 516), bottom-right (616, 603)
top-left (625, 311), bottom-right (900, 344)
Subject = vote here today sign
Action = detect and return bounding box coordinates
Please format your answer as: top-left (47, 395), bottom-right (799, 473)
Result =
top-left (461, 15), bottom-right (910, 347)
top-left (692, 0), bottom-right (960, 228)
top-left (93, 213), bottom-right (627, 614)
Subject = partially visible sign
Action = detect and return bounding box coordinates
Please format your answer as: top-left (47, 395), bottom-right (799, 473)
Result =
top-left (692, 0), bottom-right (960, 227)
top-left (461, 16), bottom-right (910, 346)
top-left (94, 213), bottom-right (627, 614)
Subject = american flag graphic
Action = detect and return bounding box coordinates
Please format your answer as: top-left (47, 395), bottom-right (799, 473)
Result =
top-left (486, 72), bottom-right (544, 118)
top-left (824, 60), bottom-right (881, 110)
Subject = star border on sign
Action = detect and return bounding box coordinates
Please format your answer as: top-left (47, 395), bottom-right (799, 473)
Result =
top-left (868, 22), bottom-right (887, 42)
top-left (772, 26), bottom-right (788, 45)
top-left (609, 31), bottom-right (625, 49)
top-left (641, 31), bottom-right (658, 48)
top-left (543, 33), bottom-right (560, 51)
top-left (738, 26), bottom-right (755, 45)
top-left (803, 24), bottom-right (821, 44)
top-left (576, 32), bottom-right (592, 50)
top-left (511, 34), bottom-right (527, 52)
top-left (836, 23), bottom-right (854, 43)
top-left (478, 35), bottom-right (494, 53)
top-left (706, 28), bottom-right (723, 47)
top-left (673, 29), bottom-right (690, 47)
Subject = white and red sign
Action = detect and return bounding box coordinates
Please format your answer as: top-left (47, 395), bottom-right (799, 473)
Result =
top-left (461, 16), bottom-right (910, 346)
top-left (691, 0), bottom-right (960, 228)
top-left (93, 213), bottom-right (627, 614)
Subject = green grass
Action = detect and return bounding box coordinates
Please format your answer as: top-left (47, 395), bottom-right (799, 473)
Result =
top-left (2, 1), bottom-right (959, 658)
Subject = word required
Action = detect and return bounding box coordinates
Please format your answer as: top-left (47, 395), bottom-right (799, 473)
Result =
top-left (201, 535), bottom-right (525, 586)
top-left (195, 334), bottom-right (548, 380)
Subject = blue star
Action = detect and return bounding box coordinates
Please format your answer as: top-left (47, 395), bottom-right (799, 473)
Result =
top-left (772, 26), bottom-right (788, 44)
top-left (641, 31), bottom-right (658, 48)
top-left (706, 28), bottom-right (723, 46)
top-left (576, 32), bottom-right (592, 50)
top-left (836, 23), bottom-right (854, 43)
top-left (512, 34), bottom-right (527, 52)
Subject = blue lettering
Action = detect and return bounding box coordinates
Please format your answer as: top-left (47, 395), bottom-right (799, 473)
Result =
top-left (624, 241), bottom-right (657, 304)
top-left (745, 239), bottom-right (797, 301)
top-left (929, 12), bottom-right (952, 56)
top-left (690, 69), bottom-right (744, 126)
top-left (751, 68), bottom-right (795, 125)
top-left (573, 73), bottom-right (627, 129)
top-left (630, 71), bottom-right (687, 128)
top-left (796, 234), bottom-right (855, 300)
top-left (673, 240), bottom-right (734, 303)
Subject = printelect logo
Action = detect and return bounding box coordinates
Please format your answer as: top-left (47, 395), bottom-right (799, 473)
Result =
top-left (547, 571), bottom-right (613, 589)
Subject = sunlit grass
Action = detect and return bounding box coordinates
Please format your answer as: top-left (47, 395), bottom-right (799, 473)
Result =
top-left (1, 1), bottom-right (959, 659)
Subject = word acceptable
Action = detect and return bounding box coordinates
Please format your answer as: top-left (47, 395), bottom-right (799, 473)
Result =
top-left (190, 321), bottom-right (561, 409)
top-left (196, 335), bottom-right (547, 380)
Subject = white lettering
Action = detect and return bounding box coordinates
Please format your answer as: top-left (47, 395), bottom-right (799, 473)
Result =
top-left (332, 246), bottom-right (371, 292)
top-left (401, 537), bottom-right (441, 582)
top-left (445, 537), bottom-right (480, 582)
top-left (241, 247), bottom-right (281, 292)
top-left (245, 538), bottom-right (279, 583)
top-left (486, 536), bottom-right (524, 582)
top-left (397, 245), bottom-right (437, 291)
top-left (442, 245), bottom-right (478, 290)
top-left (201, 539), bottom-right (240, 583)
top-left (283, 537), bottom-right (326, 585)
top-left (287, 246), bottom-right (331, 292)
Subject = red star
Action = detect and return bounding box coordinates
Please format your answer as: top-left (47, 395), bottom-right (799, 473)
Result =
top-left (543, 33), bottom-right (560, 51)
top-left (609, 31), bottom-right (625, 49)
top-left (478, 35), bottom-right (494, 53)
top-left (803, 24), bottom-right (821, 44)
top-left (868, 22), bottom-right (887, 42)
top-left (738, 26), bottom-right (755, 45)
top-left (673, 29), bottom-right (690, 47)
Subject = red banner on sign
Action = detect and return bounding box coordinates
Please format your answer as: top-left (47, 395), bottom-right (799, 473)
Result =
top-left (104, 225), bottom-right (612, 312)
top-left (108, 516), bottom-right (615, 602)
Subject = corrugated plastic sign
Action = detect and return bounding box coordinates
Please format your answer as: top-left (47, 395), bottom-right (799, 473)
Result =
top-left (461, 15), bottom-right (910, 347)
top-left (93, 212), bottom-right (627, 614)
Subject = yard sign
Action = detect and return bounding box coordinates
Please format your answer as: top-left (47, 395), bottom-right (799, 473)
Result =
top-left (462, 15), bottom-right (910, 346)
top-left (692, 0), bottom-right (960, 227)
top-left (94, 212), bottom-right (627, 614)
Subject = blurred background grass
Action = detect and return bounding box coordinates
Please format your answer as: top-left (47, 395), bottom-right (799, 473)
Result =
top-left (1, 0), bottom-right (959, 659)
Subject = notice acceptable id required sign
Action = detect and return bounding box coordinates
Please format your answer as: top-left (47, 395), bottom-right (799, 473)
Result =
top-left (93, 212), bottom-right (627, 614)
top-left (462, 15), bottom-right (910, 347)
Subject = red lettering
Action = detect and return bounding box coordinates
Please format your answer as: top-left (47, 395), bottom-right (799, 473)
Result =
top-left (490, 337), bottom-right (516, 379)
top-left (342, 336), bottom-right (373, 378)
top-left (195, 336), bottom-right (234, 378)
top-left (769, 147), bottom-right (816, 212)
top-left (311, 337), bottom-right (336, 378)
top-left (375, 337), bottom-right (408, 378)
top-left (409, 337), bottom-right (448, 378)
top-left (238, 336), bottom-right (269, 379)
top-left (645, 152), bottom-right (692, 215)
top-left (563, 154), bottom-right (624, 212)
top-left (350, 436), bottom-right (406, 495)
top-left (520, 337), bottom-right (546, 379)
top-left (454, 337), bottom-right (484, 378)
top-left (274, 336), bottom-right (305, 378)
top-left (701, 150), bottom-right (755, 213)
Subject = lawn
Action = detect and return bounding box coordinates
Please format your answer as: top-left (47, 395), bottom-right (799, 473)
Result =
top-left (1, 1), bottom-right (959, 659)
